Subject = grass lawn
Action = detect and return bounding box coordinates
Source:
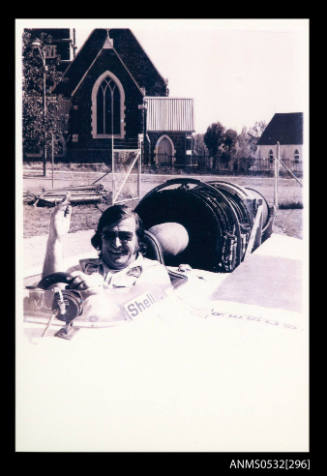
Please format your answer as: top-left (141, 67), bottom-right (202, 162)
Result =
top-left (23, 203), bottom-right (303, 239)
top-left (22, 171), bottom-right (304, 239)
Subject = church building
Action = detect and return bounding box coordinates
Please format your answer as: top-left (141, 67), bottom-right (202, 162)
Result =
top-left (51, 28), bottom-right (194, 167)
top-left (256, 112), bottom-right (303, 174)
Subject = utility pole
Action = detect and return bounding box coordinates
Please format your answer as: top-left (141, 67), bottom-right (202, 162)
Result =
top-left (32, 39), bottom-right (48, 177)
top-left (43, 64), bottom-right (48, 177)
top-left (51, 133), bottom-right (54, 189)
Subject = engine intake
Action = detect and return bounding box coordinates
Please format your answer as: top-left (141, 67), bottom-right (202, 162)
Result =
top-left (136, 178), bottom-right (274, 273)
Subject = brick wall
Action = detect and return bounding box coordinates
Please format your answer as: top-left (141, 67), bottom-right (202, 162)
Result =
top-left (66, 49), bottom-right (143, 162)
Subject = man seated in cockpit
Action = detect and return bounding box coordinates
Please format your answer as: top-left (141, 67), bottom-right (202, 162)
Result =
top-left (42, 200), bottom-right (172, 307)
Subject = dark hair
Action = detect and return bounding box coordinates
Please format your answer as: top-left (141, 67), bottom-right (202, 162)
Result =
top-left (91, 204), bottom-right (146, 254)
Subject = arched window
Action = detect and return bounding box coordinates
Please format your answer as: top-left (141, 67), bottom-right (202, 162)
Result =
top-left (294, 149), bottom-right (300, 163)
top-left (268, 149), bottom-right (274, 164)
top-left (91, 71), bottom-right (125, 139)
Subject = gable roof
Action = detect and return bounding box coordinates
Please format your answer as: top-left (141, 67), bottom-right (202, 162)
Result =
top-left (54, 29), bottom-right (167, 97)
top-left (257, 113), bottom-right (303, 145)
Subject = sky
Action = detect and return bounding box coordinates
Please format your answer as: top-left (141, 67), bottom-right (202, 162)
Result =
top-left (17, 19), bottom-right (309, 134)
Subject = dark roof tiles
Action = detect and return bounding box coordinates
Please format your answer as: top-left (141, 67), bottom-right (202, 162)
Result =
top-left (54, 28), bottom-right (167, 97)
top-left (258, 113), bottom-right (303, 145)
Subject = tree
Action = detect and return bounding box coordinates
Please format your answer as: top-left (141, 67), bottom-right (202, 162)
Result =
top-left (235, 121), bottom-right (267, 173)
top-left (22, 30), bottom-right (66, 173)
top-left (221, 128), bottom-right (238, 169)
top-left (247, 120), bottom-right (267, 155)
top-left (204, 122), bottom-right (225, 170)
top-left (193, 133), bottom-right (208, 157)
top-left (192, 133), bottom-right (209, 170)
top-left (236, 127), bottom-right (252, 158)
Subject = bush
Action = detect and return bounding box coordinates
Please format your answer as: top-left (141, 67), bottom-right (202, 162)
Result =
top-left (278, 201), bottom-right (303, 210)
top-left (23, 161), bottom-right (111, 172)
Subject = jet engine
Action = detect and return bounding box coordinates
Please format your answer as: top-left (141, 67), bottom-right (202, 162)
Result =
top-left (136, 178), bottom-right (274, 273)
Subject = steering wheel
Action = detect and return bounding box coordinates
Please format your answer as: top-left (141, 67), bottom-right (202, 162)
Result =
top-left (37, 272), bottom-right (85, 323)
top-left (38, 272), bottom-right (84, 290)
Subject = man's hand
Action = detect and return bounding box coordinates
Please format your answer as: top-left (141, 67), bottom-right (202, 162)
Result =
top-left (42, 193), bottom-right (72, 278)
top-left (69, 271), bottom-right (105, 297)
top-left (49, 193), bottom-right (72, 239)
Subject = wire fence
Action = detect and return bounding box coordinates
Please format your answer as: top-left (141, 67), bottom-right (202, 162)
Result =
top-left (23, 148), bottom-right (303, 180)
top-left (147, 154), bottom-right (303, 178)
top-left (187, 156), bottom-right (303, 178)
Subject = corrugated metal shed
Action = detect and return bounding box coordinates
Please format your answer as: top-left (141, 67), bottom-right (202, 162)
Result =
top-left (145, 97), bottom-right (194, 132)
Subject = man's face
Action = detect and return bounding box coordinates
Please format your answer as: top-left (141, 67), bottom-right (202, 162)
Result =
top-left (100, 216), bottom-right (139, 270)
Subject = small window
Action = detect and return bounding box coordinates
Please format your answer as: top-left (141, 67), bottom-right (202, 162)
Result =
top-left (294, 149), bottom-right (300, 163)
top-left (43, 45), bottom-right (57, 59)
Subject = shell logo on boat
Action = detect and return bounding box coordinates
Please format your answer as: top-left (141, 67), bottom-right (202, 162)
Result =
top-left (124, 292), bottom-right (157, 320)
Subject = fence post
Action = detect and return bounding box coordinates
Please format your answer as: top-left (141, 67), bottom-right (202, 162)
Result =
top-left (274, 141), bottom-right (280, 210)
top-left (51, 133), bottom-right (54, 189)
top-left (138, 148), bottom-right (141, 199)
